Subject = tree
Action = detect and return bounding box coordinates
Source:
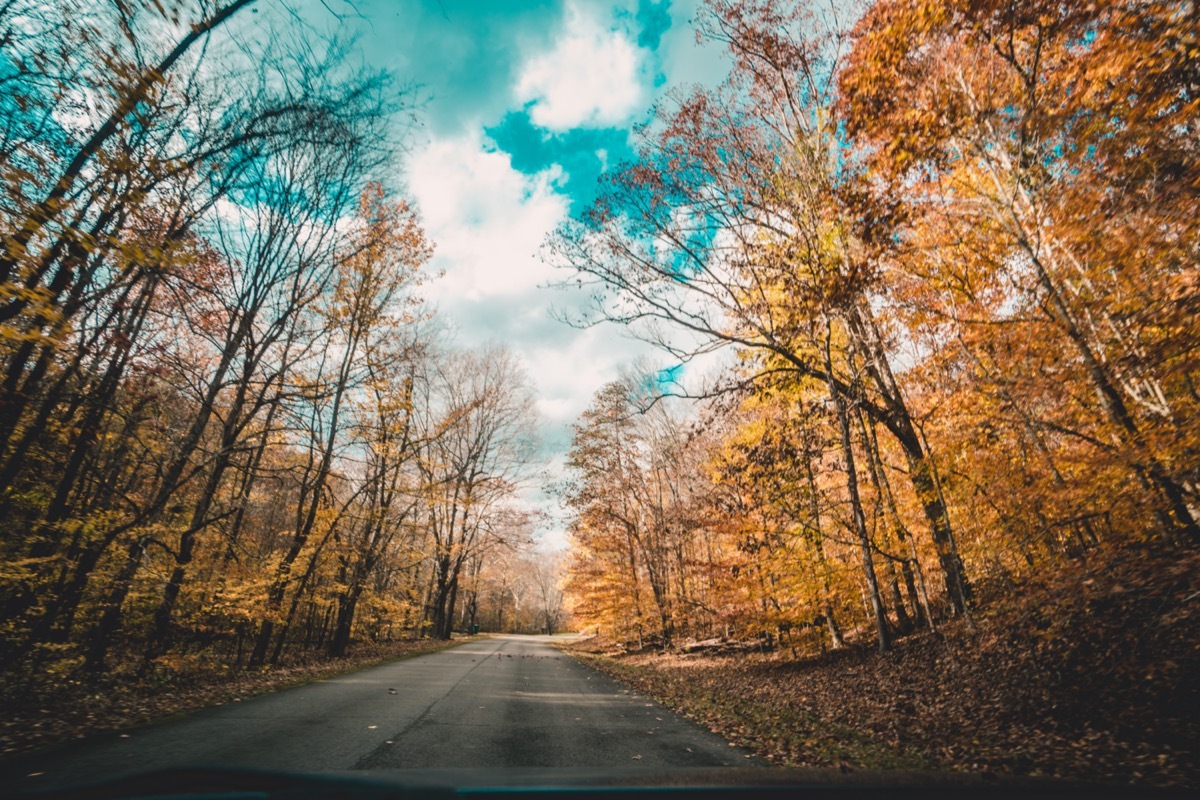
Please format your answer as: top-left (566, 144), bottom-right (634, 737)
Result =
top-left (839, 0), bottom-right (1200, 544)
top-left (0, 1), bottom-right (464, 684)
top-left (416, 346), bottom-right (539, 640)
top-left (551, 0), bottom-right (970, 614)
top-left (530, 552), bottom-right (566, 636)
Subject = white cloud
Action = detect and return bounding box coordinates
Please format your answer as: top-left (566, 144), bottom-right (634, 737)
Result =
top-left (399, 0), bottom-right (734, 549)
top-left (407, 132), bottom-right (653, 431)
top-left (526, 326), bottom-right (644, 426)
top-left (514, 3), bottom-right (647, 131)
top-left (407, 131), bottom-right (659, 463)
top-left (407, 133), bottom-right (568, 302)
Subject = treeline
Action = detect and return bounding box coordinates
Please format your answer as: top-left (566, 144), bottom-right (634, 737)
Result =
top-left (461, 550), bottom-right (567, 637)
top-left (0, 0), bottom-right (542, 684)
top-left (558, 0), bottom-right (1198, 651)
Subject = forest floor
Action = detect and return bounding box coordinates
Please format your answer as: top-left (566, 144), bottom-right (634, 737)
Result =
top-left (0, 636), bottom-right (477, 759)
top-left (566, 543), bottom-right (1199, 788)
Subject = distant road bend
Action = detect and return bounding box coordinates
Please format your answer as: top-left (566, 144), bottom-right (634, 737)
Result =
top-left (6, 635), bottom-right (760, 792)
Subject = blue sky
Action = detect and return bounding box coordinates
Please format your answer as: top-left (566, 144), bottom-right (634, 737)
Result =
top-left (298, 0), bottom-right (730, 539)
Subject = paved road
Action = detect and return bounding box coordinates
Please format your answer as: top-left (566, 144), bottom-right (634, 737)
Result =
top-left (4, 635), bottom-right (760, 793)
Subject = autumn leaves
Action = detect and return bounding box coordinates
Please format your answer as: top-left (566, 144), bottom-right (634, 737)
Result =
top-left (558, 0), bottom-right (1198, 651)
top-left (0, 1), bottom-right (542, 686)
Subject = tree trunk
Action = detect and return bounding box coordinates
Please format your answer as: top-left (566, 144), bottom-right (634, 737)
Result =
top-left (84, 535), bottom-right (151, 674)
top-left (328, 587), bottom-right (361, 658)
top-left (847, 305), bottom-right (972, 614)
top-left (824, 325), bottom-right (890, 652)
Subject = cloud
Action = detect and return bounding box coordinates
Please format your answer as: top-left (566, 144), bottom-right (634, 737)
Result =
top-left (407, 133), bottom-right (567, 303)
top-left (405, 130), bottom-right (656, 450)
top-left (383, 0), bottom-right (734, 547)
top-left (311, 0), bottom-right (563, 137)
top-left (517, 324), bottom-right (656, 549)
top-left (515, 3), bottom-right (648, 131)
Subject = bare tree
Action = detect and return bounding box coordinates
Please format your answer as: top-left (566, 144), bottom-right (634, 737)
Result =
top-left (416, 346), bottom-right (540, 639)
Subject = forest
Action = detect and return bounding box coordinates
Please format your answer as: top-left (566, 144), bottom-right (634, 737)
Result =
top-left (557, 0), bottom-right (1198, 654)
top-left (550, 0), bottom-right (1197, 782)
top-left (0, 0), bottom-right (1196, 785)
top-left (0, 0), bottom-right (564, 720)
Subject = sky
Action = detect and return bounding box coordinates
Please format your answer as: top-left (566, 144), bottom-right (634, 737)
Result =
top-left (300, 0), bottom-right (731, 544)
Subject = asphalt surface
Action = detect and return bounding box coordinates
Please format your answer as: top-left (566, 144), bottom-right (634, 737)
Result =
top-left (3, 635), bottom-right (760, 793)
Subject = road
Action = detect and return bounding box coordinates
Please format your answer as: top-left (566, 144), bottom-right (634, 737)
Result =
top-left (4, 635), bottom-right (761, 793)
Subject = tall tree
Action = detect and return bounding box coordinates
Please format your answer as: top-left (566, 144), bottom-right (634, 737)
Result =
top-left (839, 0), bottom-right (1200, 543)
top-left (552, 0), bottom-right (970, 613)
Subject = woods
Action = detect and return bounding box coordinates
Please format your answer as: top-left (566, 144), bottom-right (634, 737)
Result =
top-left (0, 0), bottom-right (1196, 786)
top-left (556, 0), bottom-right (1198, 658)
top-left (0, 0), bottom-right (552, 697)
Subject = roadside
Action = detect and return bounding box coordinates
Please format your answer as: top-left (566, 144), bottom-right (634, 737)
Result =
top-left (562, 544), bottom-right (1198, 788)
top-left (0, 636), bottom-right (478, 759)
top-left (571, 646), bottom-right (933, 773)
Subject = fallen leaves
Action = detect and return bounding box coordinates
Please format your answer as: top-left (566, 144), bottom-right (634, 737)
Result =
top-left (566, 545), bottom-right (1199, 788)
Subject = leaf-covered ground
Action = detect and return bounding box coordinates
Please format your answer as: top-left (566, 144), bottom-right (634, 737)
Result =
top-left (568, 545), bottom-right (1199, 788)
top-left (0, 637), bottom-right (475, 759)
